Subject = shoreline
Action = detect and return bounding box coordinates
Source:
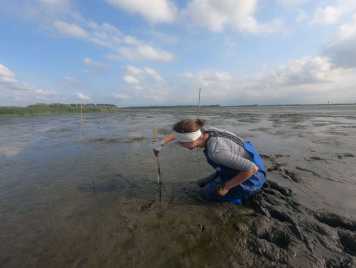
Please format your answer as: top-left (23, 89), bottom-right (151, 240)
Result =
top-left (1, 103), bottom-right (355, 116)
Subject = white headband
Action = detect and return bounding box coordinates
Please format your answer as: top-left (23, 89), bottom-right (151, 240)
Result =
top-left (175, 129), bottom-right (202, 143)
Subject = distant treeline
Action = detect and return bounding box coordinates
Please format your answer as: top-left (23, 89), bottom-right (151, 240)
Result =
top-left (125, 105), bottom-right (221, 109)
top-left (0, 103), bottom-right (120, 115)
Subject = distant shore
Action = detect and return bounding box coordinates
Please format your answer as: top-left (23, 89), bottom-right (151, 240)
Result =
top-left (1, 102), bottom-right (355, 116)
top-left (0, 103), bottom-right (120, 116)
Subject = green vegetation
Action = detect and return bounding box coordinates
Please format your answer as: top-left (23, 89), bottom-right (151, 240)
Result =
top-left (0, 103), bottom-right (120, 116)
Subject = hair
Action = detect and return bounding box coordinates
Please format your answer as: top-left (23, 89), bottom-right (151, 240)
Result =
top-left (173, 118), bottom-right (205, 133)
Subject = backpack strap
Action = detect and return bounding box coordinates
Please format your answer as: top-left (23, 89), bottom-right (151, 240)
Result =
top-left (205, 130), bottom-right (244, 147)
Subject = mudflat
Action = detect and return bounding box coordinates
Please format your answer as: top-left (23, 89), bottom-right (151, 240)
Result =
top-left (1, 105), bottom-right (356, 267)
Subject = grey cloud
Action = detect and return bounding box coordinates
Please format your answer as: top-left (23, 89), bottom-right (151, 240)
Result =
top-left (325, 38), bottom-right (356, 68)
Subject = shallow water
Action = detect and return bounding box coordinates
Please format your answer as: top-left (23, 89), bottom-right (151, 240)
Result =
top-left (1, 105), bottom-right (356, 267)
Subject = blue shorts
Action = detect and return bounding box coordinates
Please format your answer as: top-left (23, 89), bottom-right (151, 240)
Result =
top-left (201, 140), bottom-right (267, 205)
top-left (201, 174), bottom-right (264, 205)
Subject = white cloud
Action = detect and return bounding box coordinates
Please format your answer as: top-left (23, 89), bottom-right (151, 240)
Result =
top-left (33, 89), bottom-right (56, 96)
top-left (312, 6), bottom-right (343, 25)
top-left (311, 1), bottom-right (356, 25)
top-left (192, 71), bottom-right (232, 87)
top-left (115, 65), bottom-right (169, 105)
top-left (84, 21), bottom-right (123, 48)
top-left (83, 57), bottom-right (107, 71)
top-left (83, 57), bottom-right (94, 65)
top-left (325, 14), bottom-right (356, 68)
top-left (6, 1), bottom-right (174, 64)
top-left (123, 65), bottom-right (163, 85)
top-left (53, 20), bottom-right (88, 38)
top-left (273, 57), bottom-right (334, 85)
top-left (116, 44), bottom-right (174, 62)
top-left (113, 92), bottom-right (130, 102)
top-left (0, 64), bottom-right (16, 82)
top-left (39, 0), bottom-right (71, 8)
top-left (123, 75), bottom-right (140, 84)
top-left (35, 0), bottom-right (72, 15)
top-left (276, 0), bottom-right (309, 8)
top-left (185, 0), bottom-right (284, 33)
top-left (76, 92), bottom-right (91, 101)
top-left (126, 65), bottom-right (142, 76)
top-left (52, 18), bottom-right (174, 62)
top-left (106, 0), bottom-right (177, 23)
top-left (337, 14), bottom-right (356, 40)
top-left (181, 57), bottom-right (356, 105)
top-left (113, 56), bottom-right (356, 106)
top-left (0, 63), bottom-right (57, 105)
top-left (143, 67), bottom-right (163, 81)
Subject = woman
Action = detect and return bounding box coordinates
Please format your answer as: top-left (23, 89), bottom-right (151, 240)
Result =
top-left (153, 119), bottom-right (266, 205)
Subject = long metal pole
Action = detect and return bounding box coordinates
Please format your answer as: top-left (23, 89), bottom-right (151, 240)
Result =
top-left (197, 88), bottom-right (202, 117)
top-left (152, 128), bottom-right (162, 201)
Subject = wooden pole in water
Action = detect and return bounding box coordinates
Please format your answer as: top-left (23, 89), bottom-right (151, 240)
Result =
top-left (152, 128), bottom-right (162, 201)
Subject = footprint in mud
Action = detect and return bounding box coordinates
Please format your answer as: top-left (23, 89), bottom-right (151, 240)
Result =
top-left (261, 154), bottom-right (271, 159)
top-left (338, 230), bottom-right (356, 256)
top-left (274, 154), bottom-right (290, 158)
top-left (139, 200), bottom-right (155, 212)
top-left (85, 136), bottom-right (146, 144)
top-left (280, 168), bottom-right (301, 183)
top-left (314, 211), bottom-right (356, 232)
top-left (249, 127), bottom-right (271, 132)
top-left (307, 156), bottom-right (327, 161)
top-left (265, 180), bottom-right (292, 197)
top-left (260, 228), bottom-right (292, 250)
top-left (262, 154), bottom-right (283, 170)
top-left (296, 166), bottom-right (321, 177)
top-left (247, 181), bottom-right (356, 267)
top-left (337, 153), bottom-right (355, 159)
top-left (262, 154), bottom-right (301, 183)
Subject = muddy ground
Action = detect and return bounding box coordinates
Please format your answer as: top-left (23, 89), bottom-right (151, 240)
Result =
top-left (1, 154), bottom-right (356, 268)
top-left (1, 105), bottom-right (356, 267)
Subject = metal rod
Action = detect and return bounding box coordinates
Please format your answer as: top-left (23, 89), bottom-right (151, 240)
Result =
top-left (152, 128), bottom-right (162, 202)
top-left (156, 156), bottom-right (161, 185)
top-left (156, 156), bottom-right (162, 202)
top-left (197, 88), bottom-right (202, 117)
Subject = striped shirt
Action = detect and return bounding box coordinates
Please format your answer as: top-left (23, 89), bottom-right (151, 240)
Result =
top-left (203, 127), bottom-right (254, 172)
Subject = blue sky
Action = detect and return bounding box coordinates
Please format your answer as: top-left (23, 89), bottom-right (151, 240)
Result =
top-left (1, 0), bottom-right (356, 106)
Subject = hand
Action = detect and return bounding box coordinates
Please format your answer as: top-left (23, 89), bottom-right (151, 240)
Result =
top-left (152, 141), bottom-right (164, 157)
top-left (217, 185), bottom-right (229, 197)
top-left (153, 147), bottom-right (160, 157)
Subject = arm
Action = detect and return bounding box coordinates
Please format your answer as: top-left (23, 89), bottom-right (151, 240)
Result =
top-left (218, 165), bottom-right (258, 196)
top-left (207, 147), bottom-right (258, 196)
top-left (153, 133), bottom-right (176, 156)
top-left (162, 134), bottom-right (176, 144)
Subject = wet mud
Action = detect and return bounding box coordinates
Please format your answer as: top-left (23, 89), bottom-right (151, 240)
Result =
top-left (1, 105), bottom-right (356, 267)
top-left (4, 168), bottom-right (353, 268)
top-left (5, 177), bottom-right (355, 268)
top-left (85, 136), bottom-right (147, 144)
top-left (247, 181), bottom-right (356, 267)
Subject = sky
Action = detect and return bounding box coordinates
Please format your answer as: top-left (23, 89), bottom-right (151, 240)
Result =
top-left (0, 0), bottom-right (356, 106)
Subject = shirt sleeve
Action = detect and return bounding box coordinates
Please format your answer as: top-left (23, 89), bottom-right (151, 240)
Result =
top-left (208, 147), bottom-right (255, 172)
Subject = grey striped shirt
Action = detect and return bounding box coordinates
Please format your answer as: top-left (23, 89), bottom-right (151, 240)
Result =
top-left (203, 127), bottom-right (254, 172)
